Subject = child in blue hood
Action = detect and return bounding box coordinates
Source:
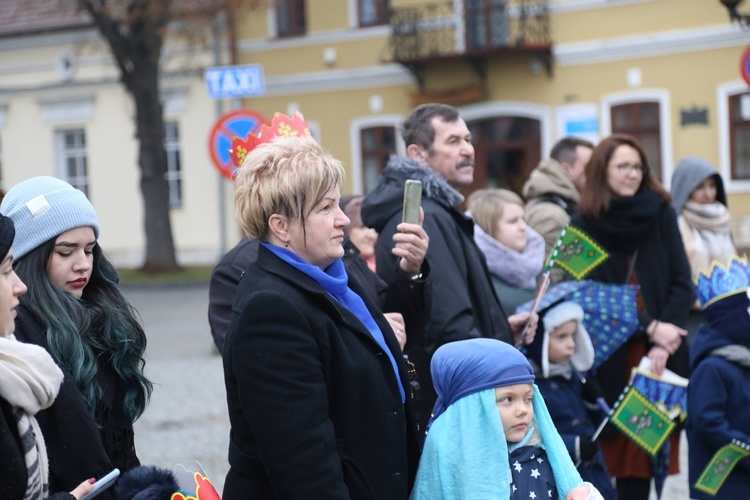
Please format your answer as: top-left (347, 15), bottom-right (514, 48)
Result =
top-left (687, 256), bottom-right (750, 499)
top-left (410, 338), bottom-right (603, 499)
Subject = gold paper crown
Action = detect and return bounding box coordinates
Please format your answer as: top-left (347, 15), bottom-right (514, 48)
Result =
top-left (229, 111), bottom-right (312, 171)
top-left (694, 255), bottom-right (750, 309)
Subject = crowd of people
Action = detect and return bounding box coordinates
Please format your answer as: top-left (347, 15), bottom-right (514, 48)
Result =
top-left (1, 100), bottom-right (748, 499)
top-left (209, 103), bottom-right (748, 499)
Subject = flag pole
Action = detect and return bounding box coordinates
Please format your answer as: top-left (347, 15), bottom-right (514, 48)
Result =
top-left (516, 225), bottom-right (569, 346)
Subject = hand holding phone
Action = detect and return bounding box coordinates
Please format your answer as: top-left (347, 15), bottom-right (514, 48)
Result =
top-left (402, 179), bottom-right (422, 225)
top-left (80, 468), bottom-right (120, 500)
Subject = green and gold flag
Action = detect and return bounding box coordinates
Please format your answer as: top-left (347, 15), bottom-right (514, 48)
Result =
top-left (694, 440), bottom-right (750, 496)
top-left (609, 385), bottom-right (676, 457)
top-left (545, 225), bottom-right (610, 280)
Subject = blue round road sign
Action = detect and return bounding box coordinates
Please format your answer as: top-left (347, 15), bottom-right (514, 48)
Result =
top-left (741, 46), bottom-right (750, 87)
top-left (208, 109), bottom-right (268, 179)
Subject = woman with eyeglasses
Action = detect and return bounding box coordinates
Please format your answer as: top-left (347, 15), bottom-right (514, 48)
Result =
top-left (570, 134), bottom-right (694, 499)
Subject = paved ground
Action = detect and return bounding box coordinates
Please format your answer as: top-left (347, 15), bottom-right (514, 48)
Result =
top-left (124, 282), bottom-right (231, 492)
top-left (124, 282), bottom-right (692, 498)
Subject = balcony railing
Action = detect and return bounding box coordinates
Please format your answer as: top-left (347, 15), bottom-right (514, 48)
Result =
top-left (387, 0), bottom-right (551, 64)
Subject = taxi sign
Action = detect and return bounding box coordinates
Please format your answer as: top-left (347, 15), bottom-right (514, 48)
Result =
top-left (204, 65), bottom-right (265, 99)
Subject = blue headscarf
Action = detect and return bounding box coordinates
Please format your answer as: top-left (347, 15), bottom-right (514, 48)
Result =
top-left (428, 338), bottom-right (534, 429)
top-left (411, 339), bottom-right (582, 499)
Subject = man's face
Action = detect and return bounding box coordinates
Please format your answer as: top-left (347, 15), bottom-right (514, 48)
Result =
top-left (421, 116), bottom-right (475, 188)
top-left (565, 145), bottom-right (592, 192)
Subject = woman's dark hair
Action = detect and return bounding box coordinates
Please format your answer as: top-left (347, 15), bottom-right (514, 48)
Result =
top-left (579, 133), bottom-right (670, 218)
top-left (15, 238), bottom-right (152, 421)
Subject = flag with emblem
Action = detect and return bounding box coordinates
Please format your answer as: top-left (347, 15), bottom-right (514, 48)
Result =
top-left (609, 384), bottom-right (676, 457)
top-left (545, 224), bottom-right (610, 280)
top-left (694, 440), bottom-right (750, 496)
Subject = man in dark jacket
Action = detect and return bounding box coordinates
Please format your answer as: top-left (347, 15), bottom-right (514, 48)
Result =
top-left (361, 103), bottom-right (537, 432)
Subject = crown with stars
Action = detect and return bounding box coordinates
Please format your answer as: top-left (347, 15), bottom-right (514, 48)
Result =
top-left (229, 111), bottom-right (312, 170)
top-left (694, 255), bottom-right (750, 309)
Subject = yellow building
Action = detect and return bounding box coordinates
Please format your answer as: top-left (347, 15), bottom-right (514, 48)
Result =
top-left (1, 0), bottom-right (749, 266)
top-left (232, 0), bottom-right (750, 245)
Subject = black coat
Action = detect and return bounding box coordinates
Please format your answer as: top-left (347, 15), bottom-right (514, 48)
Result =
top-left (362, 158), bottom-right (513, 432)
top-left (14, 306), bottom-right (139, 499)
top-left (0, 398), bottom-right (76, 500)
top-left (361, 157), bottom-right (512, 352)
top-left (210, 238), bottom-right (432, 357)
top-left (222, 245), bottom-right (420, 499)
top-left (208, 237), bottom-right (259, 352)
top-left (571, 200), bottom-right (694, 406)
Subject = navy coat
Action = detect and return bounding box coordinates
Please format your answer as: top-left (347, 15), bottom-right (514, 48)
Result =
top-left (687, 321), bottom-right (750, 499)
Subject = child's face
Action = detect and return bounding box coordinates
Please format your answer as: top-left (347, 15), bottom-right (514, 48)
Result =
top-left (548, 320), bottom-right (577, 365)
top-left (494, 383), bottom-right (534, 443)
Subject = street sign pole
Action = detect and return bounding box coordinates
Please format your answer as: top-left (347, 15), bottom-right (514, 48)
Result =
top-left (204, 57), bottom-right (266, 257)
top-left (211, 15), bottom-right (227, 257)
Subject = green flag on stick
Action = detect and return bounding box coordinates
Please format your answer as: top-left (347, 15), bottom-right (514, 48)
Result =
top-left (609, 385), bottom-right (676, 457)
top-left (546, 224), bottom-right (610, 280)
top-left (694, 440), bottom-right (750, 496)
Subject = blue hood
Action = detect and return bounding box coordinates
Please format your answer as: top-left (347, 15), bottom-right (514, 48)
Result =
top-left (691, 292), bottom-right (750, 369)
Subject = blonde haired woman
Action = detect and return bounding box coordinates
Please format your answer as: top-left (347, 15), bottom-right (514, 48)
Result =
top-left (224, 136), bottom-right (419, 499)
top-left (468, 188), bottom-right (545, 314)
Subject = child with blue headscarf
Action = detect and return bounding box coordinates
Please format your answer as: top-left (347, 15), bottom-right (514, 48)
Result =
top-left (410, 338), bottom-right (603, 499)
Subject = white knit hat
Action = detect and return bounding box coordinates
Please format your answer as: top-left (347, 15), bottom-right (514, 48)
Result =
top-left (540, 301), bottom-right (595, 377)
top-left (0, 176), bottom-right (100, 259)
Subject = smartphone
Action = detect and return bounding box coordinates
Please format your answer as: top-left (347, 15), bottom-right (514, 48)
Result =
top-left (80, 468), bottom-right (120, 500)
top-left (402, 179), bottom-right (422, 225)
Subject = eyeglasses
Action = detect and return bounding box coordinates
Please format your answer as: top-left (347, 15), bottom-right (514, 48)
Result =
top-left (614, 162), bottom-right (647, 175)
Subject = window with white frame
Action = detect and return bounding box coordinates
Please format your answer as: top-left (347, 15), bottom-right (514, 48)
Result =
top-left (728, 91), bottom-right (750, 180)
top-left (276, 0), bottom-right (306, 37)
top-left (165, 121), bottom-right (183, 207)
top-left (359, 0), bottom-right (389, 27)
top-left (55, 129), bottom-right (89, 197)
top-left (360, 126), bottom-right (397, 193)
top-left (0, 135), bottom-right (4, 193)
top-left (610, 102), bottom-right (663, 181)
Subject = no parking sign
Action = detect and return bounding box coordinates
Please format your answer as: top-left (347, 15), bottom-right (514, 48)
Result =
top-left (208, 109), bottom-right (268, 179)
top-left (741, 46), bottom-right (750, 87)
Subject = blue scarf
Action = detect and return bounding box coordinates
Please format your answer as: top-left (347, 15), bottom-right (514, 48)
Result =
top-left (263, 243), bottom-right (405, 402)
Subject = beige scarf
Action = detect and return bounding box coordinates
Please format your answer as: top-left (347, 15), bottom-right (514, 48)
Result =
top-left (0, 334), bottom-right (64, 498)
top-left (680, 202), bottom-right (736, 276)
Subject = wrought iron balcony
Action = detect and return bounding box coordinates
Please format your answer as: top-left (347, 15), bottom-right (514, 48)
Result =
top-left (386, 0), bottom-right (551, 79)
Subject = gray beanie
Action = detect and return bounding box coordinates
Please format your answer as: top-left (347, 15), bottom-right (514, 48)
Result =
top-left (0, 176), bottom-right (100, 259)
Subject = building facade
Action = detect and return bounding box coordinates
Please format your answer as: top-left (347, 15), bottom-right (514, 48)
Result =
top-left (1, 0), bottom-right (749, 267)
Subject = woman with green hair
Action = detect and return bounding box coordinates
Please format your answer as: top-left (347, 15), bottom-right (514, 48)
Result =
top-left (1, 176), bottom-right (152, 498)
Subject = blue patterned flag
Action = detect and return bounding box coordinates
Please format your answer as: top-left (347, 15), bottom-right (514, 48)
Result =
top-left (631, 367), bottom-right (688, 422)
top-left (516, 280), bottom-right (640, 369)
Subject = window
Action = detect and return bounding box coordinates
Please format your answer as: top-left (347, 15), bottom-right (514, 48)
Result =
top-left (0, 136), bottom-right (4, 194)
top-left (728, 92), bottom-right (750, 180)
top-left (610, 102), bottom-right (663, 181)
top-left (465, 0), bottom-right (509, 50)
top-left (55, 129), bottom-right (89, 197)
top-left (359, 0), bottom-right (389, 27)
top-left (360, 126), bottom-right (396, 193)
top-left (165, 122), bottom-right (183, 207)
top-left (467, 116), bottom-right (541, 195)
top-left (276, 0), bottom-right (306, 38)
